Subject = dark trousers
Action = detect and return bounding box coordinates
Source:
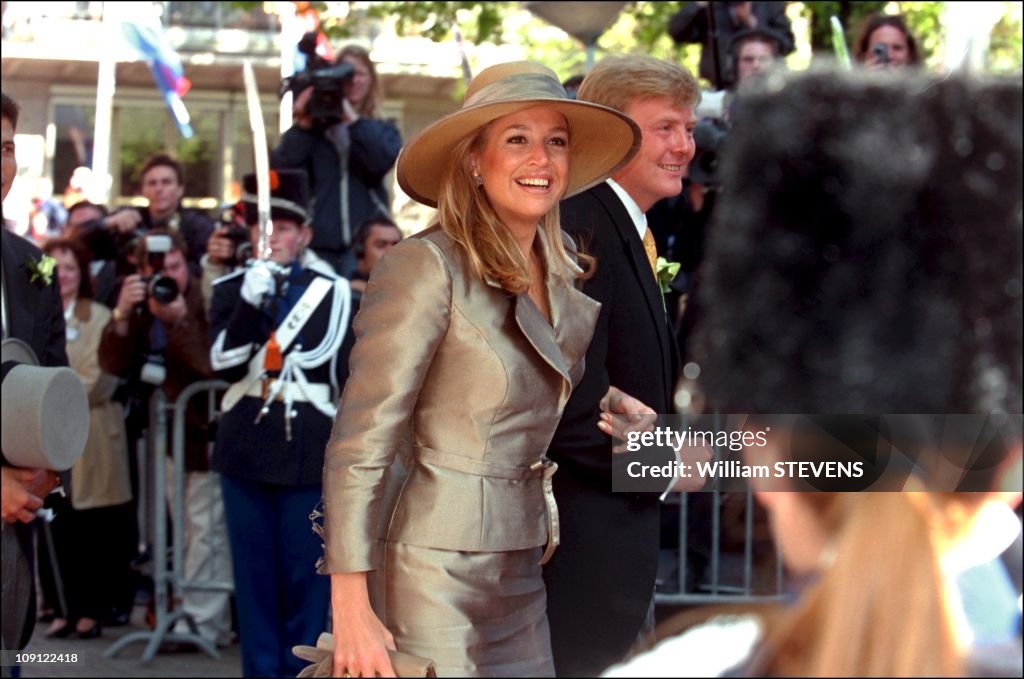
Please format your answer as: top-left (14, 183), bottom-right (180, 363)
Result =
top-left (220, 475), bottom-right (329, 678)
top-left (37, 494), bottom-right (136, 623)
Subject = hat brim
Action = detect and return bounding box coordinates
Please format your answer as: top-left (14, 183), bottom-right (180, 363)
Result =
top-left (243, 203), bottom-right (308, 226)
top-left (1, 338), bottom-right (39, 367)
top-left (397, 98), bottom-right (641, 209)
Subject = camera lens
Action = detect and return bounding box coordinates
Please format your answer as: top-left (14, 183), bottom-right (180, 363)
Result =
top-left (148, 275), bottom-right (179, 305)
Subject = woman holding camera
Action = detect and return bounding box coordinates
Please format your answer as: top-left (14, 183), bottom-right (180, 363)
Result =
top-left (270, 44), bottom-right (402, 278)
top-left (853, 13), bottom-right (922, 70)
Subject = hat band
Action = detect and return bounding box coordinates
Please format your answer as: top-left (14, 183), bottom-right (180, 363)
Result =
top-left (464, 72), bottom-right (567, 108)
top-left (241, 193), bottom-right (308, 221)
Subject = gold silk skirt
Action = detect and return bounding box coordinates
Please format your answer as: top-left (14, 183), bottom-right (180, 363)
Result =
top-left (373, 541), bottom-right (555, 677)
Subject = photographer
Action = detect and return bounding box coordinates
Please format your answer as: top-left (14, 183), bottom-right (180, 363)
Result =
top-left (270, 43), bottom-right (402, 277)
top-left (853, 13), bottom-right (922, 70)
top-left (668, 1), bottom-right (794, 91)
top-left (98, 230), bottom-right (233, 650)
top-left (75, 154), bottom-right (214, 280)
top-left (200, 201), bottom-right (251, 309)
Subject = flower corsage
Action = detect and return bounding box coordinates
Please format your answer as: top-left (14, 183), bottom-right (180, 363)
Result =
top-left (655, 257), bottom-right (681, 294)
top-left (27, 254), bottom-right (57, 287)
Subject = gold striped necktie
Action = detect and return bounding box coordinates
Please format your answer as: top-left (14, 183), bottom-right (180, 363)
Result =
top-left (642, 227), bottom-right (658, 278)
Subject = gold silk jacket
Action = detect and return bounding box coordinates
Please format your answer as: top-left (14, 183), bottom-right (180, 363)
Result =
top-left (320, 226), bottom-right (600, 572)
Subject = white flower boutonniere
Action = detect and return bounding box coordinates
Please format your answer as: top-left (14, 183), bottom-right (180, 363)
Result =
top-left (655, 257), bottom-right (681, 294)
top-left (27, 254), bottom-right (57, 287)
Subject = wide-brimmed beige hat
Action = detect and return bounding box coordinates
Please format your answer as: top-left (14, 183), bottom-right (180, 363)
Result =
top-left (397, 61), bottom-right (641, 208)
top-left (1, 338), bottom-right (88, 471)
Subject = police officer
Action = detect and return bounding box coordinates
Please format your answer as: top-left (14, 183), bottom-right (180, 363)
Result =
top-left (208, 169), bottom-right (354, 677)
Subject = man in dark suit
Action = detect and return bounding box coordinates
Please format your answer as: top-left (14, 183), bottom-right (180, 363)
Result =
top-left (1, 92), bottom-right (65, 665)
top-left (544, 55), bottom-right (701, 677)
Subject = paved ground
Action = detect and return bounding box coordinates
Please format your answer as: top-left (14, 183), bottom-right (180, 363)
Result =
top-left (17, 604), bottom-right (241, 678)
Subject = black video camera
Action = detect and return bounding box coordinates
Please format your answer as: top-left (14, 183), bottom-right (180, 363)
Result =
top-left (279, 32), bottom-right (355, 127)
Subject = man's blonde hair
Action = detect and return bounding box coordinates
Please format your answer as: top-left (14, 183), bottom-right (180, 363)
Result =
top-left (577, 54), bottom-right (700, 114)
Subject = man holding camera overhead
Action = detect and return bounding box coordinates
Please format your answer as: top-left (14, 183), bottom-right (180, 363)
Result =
top-left (270, 41), bottom-right (401, 278)
top-left (98, 230), bottom-right (234, 650)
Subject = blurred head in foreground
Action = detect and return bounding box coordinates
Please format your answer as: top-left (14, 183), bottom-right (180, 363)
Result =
top-left (686, 68), bottom-right (1022, 676)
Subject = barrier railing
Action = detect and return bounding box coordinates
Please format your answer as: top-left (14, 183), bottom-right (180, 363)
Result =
top-left (655, 489), bottom-right (784, 605)
top-left (104, 379), bottom-right (230, 662)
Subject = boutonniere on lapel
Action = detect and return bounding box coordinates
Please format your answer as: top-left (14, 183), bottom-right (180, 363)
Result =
top-left (655, 257), bottom-right (681, 294)
top-left (26, 253), bottom-right (57, 287)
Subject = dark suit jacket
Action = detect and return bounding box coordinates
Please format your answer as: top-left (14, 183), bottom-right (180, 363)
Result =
top-left (1, 229), bottom-right (68, 652)
top-left (544, 183), bottom-right (679, 676)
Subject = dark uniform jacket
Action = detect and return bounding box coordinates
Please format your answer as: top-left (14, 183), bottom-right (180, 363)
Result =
top-left (209, 256), bottom-right (354, 486)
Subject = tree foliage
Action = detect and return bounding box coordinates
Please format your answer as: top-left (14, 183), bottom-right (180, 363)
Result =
top-left (242, 1), bottom-right (1022, 77)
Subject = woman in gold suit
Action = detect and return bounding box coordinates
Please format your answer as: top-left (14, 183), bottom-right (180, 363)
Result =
top-left (318, 61), bottom-right (640, 677)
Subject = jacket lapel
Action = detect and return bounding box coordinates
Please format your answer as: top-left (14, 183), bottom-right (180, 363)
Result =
top-left (484, 230), bottom-right (600, 390)
top-left (592, 184), bottom-right (666, 327)
top-left (513, 292), bottom-right (569, 383)
top-left (591, 183), bottom-right (673, 395)
top-left (1, 234), bottom-right (32, 340)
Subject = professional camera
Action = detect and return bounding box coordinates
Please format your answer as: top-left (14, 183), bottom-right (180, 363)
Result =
top-left (218, 204), bottom-right (254, 266)
top-left (138, 234), bottom-right (179, 307)
top-left (871, 42), bottom-right (890, 65)
top-left (690, 118), bottom-right (730, 188)
top-left (279, 31), bottom-right (355, 127)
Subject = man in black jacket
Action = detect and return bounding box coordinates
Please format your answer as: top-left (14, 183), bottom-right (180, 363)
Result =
top-left (1, 91), bottom-right (64, 664)
top-left (544, 55), bottom-right (701, 677)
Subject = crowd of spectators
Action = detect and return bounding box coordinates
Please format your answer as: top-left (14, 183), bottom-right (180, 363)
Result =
top-left (3, 9), bottom-right (1021, 679)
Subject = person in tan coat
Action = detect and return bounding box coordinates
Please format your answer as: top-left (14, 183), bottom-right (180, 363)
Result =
top-left (38, 238), bottom-right (134, 640)
top-left (318, 61), bottom-right (641, 677)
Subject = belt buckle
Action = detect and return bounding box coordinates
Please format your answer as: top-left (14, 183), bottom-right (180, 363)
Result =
top-left (530, 457), bottom-right (557, 478)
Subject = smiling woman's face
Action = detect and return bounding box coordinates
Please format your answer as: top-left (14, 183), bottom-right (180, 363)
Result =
top-left (471, 106), bottom-right (570, 234)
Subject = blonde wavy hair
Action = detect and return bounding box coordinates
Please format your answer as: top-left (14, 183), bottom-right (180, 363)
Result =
top-left (660, 491), bottom-right (990, 677)
top-left (434, 121), bottom-right (592, 294)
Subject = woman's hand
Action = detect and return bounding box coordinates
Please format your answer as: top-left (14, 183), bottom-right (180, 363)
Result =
top-left (330, 572), bottom-right (397, 678)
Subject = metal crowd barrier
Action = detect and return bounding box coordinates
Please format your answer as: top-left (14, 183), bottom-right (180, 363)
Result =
top-left (652, 409), bottom-right (786, 606)
top-left (105, 379), bottom-right (231, 662)
top-left (655, 489), bottom-right (785, 605)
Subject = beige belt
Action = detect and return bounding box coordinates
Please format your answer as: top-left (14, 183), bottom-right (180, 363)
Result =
top-left (414, 447), bottom-right (560, 564)
top-left (244, 379), bottom-right (331, 405)
top-left (530, 457), bottom-right (560, 565)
